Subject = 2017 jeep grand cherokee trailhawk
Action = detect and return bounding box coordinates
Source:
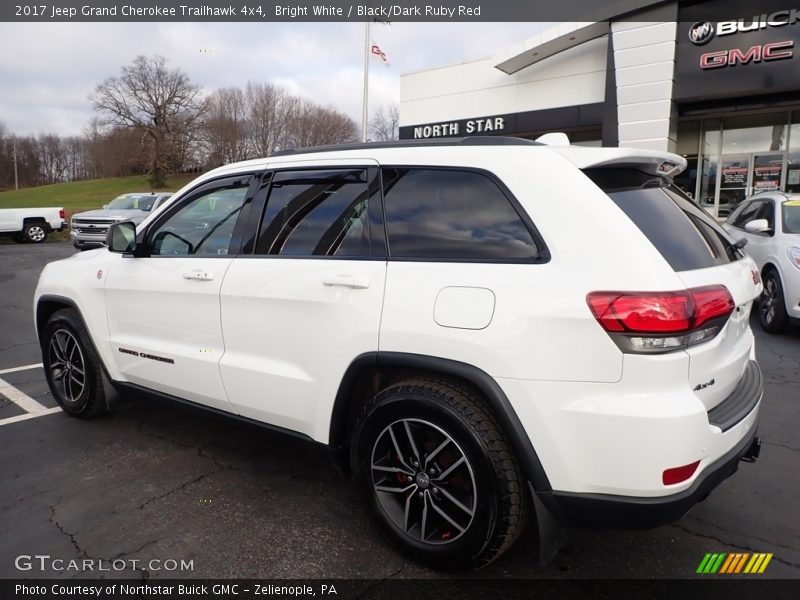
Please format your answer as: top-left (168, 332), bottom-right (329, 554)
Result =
top-left (35, 137), bottom-right (763, 570)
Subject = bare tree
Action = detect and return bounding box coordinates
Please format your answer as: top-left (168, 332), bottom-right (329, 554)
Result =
top-left (37, 134), bottom-right (68, 184)
top-left (91, 55), bottom-right (204, 187)
top-left (369, 104), bottom-right (400, 142)
top-left (284, 100), bottom-right (357, 150)
top-left (201, 87), bottom-right (250, 167)
top-left (245, 81), bottom-right (296, 157)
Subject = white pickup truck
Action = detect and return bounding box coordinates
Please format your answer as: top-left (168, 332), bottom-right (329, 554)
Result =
top-left (0, 207), bottom-right (67, 243)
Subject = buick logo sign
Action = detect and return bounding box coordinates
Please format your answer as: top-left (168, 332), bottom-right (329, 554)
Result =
top-left (689, 21), bottom-right (715, 45)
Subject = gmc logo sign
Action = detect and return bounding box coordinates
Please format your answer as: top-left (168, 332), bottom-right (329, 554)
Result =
top-left (700, 40), bottom-right (794, 69)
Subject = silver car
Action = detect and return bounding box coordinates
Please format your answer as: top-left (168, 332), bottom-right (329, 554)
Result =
top-left (71, 193), bottom-right (172, 250)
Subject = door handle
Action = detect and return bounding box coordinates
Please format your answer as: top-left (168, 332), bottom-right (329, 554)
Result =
top-left (322, 274), bottom-right (370, 289)
top-left (183, 269), bottom-right (214, 281)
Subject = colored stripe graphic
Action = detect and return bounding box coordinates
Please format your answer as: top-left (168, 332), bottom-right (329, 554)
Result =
top-left (697, 553), bottom-right (728, 573)
top-left (733, 553), bottom-right (749, 573)
top-left (719, 554), bottom-right (736, 573)
top-left (720, 553), bottom-right (749, 573)
top-left (698, 552), bottom-right (774, 574)
top-left (697, 553), bottom-right (713, 573)
top-left (744, 553), bottom-right (774, 574)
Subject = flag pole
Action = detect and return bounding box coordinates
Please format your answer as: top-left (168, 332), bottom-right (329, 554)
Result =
top-left (362, 20), bottom-right (370, 143)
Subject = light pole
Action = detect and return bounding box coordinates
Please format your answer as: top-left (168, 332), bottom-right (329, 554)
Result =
top-left (12, 136), bottom-right (19, 191)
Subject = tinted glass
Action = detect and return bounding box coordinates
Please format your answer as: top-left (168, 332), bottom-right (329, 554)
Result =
top-left (753, 201), bottom-right (775, 230)
top-left (150, 184), bottom-right (249, 256)
top-left (729, 200), bottom-right (757, 228)
top-left (782, 201), bottom-right (800, 233)
top-left (586, 168), bottom-right (740, 271)
top-left (257, 169), bottom-right (371, 257)
top-left (107, 194), bottom-right (157, 211)
top-left (382, 168), bottom-right (538, 260)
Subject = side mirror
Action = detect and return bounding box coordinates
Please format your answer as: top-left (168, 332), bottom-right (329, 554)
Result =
top-left (107, 221), bottom-right (137, 253)
top-left (744, 219), bottom-right (771, 234)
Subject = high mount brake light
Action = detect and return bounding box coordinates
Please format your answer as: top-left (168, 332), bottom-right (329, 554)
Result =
top-left (586, 286), bottom-right (735, 354)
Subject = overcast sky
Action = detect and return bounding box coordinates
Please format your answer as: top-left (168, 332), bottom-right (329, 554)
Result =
top-left (0, 22), bottom-right (545, 137)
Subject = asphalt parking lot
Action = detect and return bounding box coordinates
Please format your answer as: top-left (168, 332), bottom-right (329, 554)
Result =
top-left (0, 241), bottom-right (798, 580)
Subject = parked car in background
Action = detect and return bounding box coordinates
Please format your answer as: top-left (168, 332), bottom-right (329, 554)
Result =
top-left (724, 194), bottom-right (800, 333)
top-left (0, 207), bottom-right (66, 243)
top-left (71, 192), bottom-right (172, 250)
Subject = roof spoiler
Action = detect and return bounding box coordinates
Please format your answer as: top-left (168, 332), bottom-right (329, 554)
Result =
top-left (535, 132), bottom-right (571, 146)
top-left (553, 147), bottom-right (688, 178)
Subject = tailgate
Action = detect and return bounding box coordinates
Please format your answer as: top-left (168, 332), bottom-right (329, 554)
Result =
top-left (678, 258), bottom-right (761, 411)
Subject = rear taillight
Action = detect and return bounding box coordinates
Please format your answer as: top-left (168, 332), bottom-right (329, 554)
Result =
top-left (586, 285), bottom-right (734, 354)
top-left (59, 209), bottom-right (65, 219)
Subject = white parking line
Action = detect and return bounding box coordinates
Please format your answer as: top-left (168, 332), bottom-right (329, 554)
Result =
top-left (0, 364), bottom-right (62, 427)
top-left (0, 407), bottom-right (62, 426)
top-left (0, 363), bottom-right (42, 376)
top-left (0, 378), bottom-right (50, 414)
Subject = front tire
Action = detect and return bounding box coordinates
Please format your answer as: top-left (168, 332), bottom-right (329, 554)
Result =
top-left (759, 269), bottom-right (788, 334)
top-left (24, 221), bottom-right (48, 243)
top-left (43, 308), bottom-right (108, 418)
top-left (355, 378), bottom-right (528, 570)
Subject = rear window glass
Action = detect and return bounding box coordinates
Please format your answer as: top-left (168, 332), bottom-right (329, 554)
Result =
top-left (585, 168), bottom-right (741, 271)
top-left (382, 167), bottom-right (540, 261)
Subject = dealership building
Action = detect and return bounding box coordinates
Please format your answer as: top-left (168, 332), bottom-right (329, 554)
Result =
top-left (398, 0), bottom-right (800, 217)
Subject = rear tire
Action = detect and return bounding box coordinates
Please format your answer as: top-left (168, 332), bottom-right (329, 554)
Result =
top-left (759, 269), bottom-right (788, 334)
top-left (355, 378), bottom-right (528, 571)
top-left (42, 308), bottom-right (108, 418)
top-left (24, 221), bottom-right (48, 243)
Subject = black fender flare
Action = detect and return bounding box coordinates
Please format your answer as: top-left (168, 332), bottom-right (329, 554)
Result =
top-left (330, 351), bottom-right (552, 494)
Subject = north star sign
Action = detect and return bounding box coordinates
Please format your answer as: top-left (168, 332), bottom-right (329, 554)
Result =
top-left (413, 117), bottom-right (506, 139)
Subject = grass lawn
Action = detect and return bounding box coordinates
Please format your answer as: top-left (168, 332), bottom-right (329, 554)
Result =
top-left (0, 174), bottom-right (196, 210)
top-left (0, 173), bottom-right (196, 243)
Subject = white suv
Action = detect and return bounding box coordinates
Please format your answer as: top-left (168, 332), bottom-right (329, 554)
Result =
top-left (34, 137), bottom-right (764, 570)
top-left (723, 193), bottom-right (800, 333)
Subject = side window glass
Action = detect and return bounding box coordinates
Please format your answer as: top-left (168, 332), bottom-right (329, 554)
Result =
top-left (753, 201), bottom-right (775, 230)
top-left (732, 201), bottom-right (760, 228)
top-left (256, 169), bottom-right (371, 257)
top-left (150, 184), bottom-right (249, 256)
top-left (381, 168), bottom-right (539, 260)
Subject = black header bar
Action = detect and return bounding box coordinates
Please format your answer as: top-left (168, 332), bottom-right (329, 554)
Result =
top-left (3, 0), bottom-right (668, 23)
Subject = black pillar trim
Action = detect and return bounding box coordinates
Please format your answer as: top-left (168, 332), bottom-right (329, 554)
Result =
top-left (602, 30), bottom-right (619, 147)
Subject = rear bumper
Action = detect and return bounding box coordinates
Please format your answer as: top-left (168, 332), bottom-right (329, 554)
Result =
top-left (543, 424), bottom-right (760, 528)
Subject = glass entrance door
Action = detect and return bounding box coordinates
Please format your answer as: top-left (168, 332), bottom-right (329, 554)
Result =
top-left (751, 153), bottom-right (784, 195)
top-left (717, 155), bottom-right (750, 217)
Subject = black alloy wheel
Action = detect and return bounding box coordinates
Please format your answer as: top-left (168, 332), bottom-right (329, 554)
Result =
top-left (759, 270), bottom-right (788, 333)
top-left (43, 308), bottom-right (108, 418)
top-left (356, 378), bottom-right (528, 570)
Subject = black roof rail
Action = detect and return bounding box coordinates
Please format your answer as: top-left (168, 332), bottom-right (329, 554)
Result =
top-left (270, 136), bottom-right (542, 157)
